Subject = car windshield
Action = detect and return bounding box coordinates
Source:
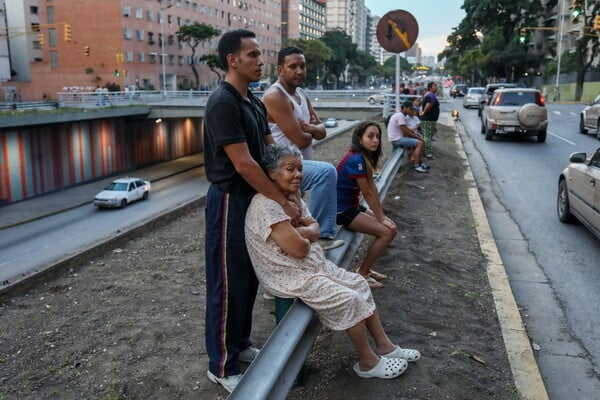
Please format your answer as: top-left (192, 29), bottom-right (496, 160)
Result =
top-left (495, 92), bottom-right (539, 106)
top-left (105, 182), bottom-right (128, 191)
top-left (469, 88), bottom-right (483, 94)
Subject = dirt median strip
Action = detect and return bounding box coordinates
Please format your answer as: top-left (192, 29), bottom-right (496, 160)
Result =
top-left (0, 117), bottom-right (532, 399)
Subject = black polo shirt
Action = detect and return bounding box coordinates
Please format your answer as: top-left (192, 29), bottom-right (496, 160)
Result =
top-left (203, 81), bottom-right (270, 184)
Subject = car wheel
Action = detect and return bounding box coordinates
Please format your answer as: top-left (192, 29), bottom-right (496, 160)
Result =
top-left (368, 98), bottom-right (375, 105)
top-left (485, 127), bottom-right (495, 140)
top-left (143, 191), bottom-right (149, 200)
top-left (537, 130), bottom-right (547, 143)
top-left (579, 115), bottom-right (588, 134)
top-left (597, 119), bottom-right (600, 140)
top-left (120, 199), bottom-right (127, 208)
top-left (557, 179), bottom-right (575, 223)
top-left (481, 122), bottom-right (486, 134)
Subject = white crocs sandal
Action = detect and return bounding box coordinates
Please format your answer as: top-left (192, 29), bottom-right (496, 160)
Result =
top-left (353, 356), bottom-right (407, 379)
top-left (381, 345), bottom-right (421, 362)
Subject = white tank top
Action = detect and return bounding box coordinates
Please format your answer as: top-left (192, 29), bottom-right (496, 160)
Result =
top-left (267, 81), bottom-right (313, 160)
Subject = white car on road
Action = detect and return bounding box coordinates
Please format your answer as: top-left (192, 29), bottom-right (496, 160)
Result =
top-left (93, 177), bottom-right (151, 209)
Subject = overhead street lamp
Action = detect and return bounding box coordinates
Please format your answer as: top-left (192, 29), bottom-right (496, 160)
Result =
top-left (160, 4), bottom-right (173, 93)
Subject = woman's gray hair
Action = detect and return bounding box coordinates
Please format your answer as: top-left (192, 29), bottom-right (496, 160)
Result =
top-left (262, 143), bottom-right (303, 172)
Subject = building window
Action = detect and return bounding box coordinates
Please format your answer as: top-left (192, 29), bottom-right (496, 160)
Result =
top-left (30, 6), bottom-right (38, 14)
top-left (46, 6), bottom-right (55, 23)
top-left (150, 53), bottom-right (157, 63)
top-left (148, 32), bottom-right (155, 44)
top-left (123, 6), bottom-right (131, 16)
top-left (138, 51), bottom-right (145, 62)
top-left (147, 10), bottom-right (154, 21)
top-left (50, 50), bottom-right (58, 68)
top-left (135, 8), bottom-right (143, 18)
top-left (136, 30), bottom-right (145, 40)
top-left (49, 28), bottom-right (56, 47)
top-left (124, 28), bottom-right (132, 39)
top-left (178, 55), bottom-right (184, 65)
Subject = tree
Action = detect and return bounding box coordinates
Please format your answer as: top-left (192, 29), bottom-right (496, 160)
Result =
top-left (570, 0), bottom-right (600, 100)
top-left (176, 23), bottom-right (221, 89)
top-left (199, 53), bottom-right (223, 86)
top-left (319, 30), bottom-right (358, 88)
top-left (442, 0), bottom-right (547, 83)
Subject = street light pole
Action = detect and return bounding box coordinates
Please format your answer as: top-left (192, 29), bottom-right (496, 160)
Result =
top-left (160, 4), bottom-right (172, 93)
top-left (555, 0), bottom-right (566, 101)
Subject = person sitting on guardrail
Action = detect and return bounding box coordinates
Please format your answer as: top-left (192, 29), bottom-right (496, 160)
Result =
top-left (262, 46), bottom-right (343, 252)
top-left (336, 121), bottom-right (397, 289)
top-left (387, 101), bottom-right (428, 173)
top-left (245, 143), bottom-right (421, 380)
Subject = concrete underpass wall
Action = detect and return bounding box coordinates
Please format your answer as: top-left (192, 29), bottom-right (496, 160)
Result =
top-left (0, 116), bottom-right (203, 205)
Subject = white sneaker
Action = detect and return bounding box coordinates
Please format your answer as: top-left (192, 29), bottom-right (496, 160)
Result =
top-left (239, 346), bottom-right (260, 363)
top-left (207, 370), bottom-right (242, 393)
top-left (318, 238), bottom-right (345, 251)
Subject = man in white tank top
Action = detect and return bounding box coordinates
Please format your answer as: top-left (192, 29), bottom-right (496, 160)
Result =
top-left (262, 47), bottom-right (343, 251)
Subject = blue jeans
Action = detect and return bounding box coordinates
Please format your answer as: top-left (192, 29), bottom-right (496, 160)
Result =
top-left (301, 159), bottom-right (338, 239)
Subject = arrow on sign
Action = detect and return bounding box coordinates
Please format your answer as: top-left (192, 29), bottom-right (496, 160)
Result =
top-left (385, 17), bottom-right (410, 49)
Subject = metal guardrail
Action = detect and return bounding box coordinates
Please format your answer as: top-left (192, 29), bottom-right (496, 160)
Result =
top-left (53, 89), bottom-right (408, 109)
top-left (228, 147), bottom-right (405, 400)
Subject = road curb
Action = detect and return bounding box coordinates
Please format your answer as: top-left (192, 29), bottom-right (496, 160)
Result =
top-left (452, 124), bottom-right (549, 400)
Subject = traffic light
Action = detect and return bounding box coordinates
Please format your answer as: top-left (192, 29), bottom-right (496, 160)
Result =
top-left (84, 46), bottom-right (90, 56)
top-left (570, 0), bottom-right (582, 22)
top-left (518, 28), bottom-right (527, 44)
top-left (594, 15), bottom-right (600, 31)
top-left (38, 33), bottom-right (44, 46)
top-left (114, 69), bottom-right (120, 77)
top-left (64, 23), bottom-right (72, 42)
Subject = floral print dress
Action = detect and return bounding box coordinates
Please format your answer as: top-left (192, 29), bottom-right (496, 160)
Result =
top-left (245, 194), bottom-right (375, 331)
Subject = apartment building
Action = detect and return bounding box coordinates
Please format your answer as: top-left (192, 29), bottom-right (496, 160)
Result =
top-left (3, 0), bottom-right (282, 100)
top-left (281, 0), bottom-right (326, 43)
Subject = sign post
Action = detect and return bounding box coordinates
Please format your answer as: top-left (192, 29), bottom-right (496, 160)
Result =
top-left (376, 10), bottom-right (419, 112)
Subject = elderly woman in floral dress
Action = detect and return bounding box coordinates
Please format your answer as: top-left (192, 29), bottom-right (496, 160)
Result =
top-left (244, 143), bottom-right (420, 379)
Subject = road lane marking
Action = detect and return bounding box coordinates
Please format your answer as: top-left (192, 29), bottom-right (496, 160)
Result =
top-left (549, 130), bottom-right (577, 145)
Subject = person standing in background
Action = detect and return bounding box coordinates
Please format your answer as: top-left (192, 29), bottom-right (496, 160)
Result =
top-left (419, 82), bottom-right (440, 159)
top-left (203, 29), bottom-right (300, 394)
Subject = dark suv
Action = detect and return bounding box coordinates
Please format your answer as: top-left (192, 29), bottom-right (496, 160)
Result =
top-left (478, 83), bottom-right (518, 116)
top-left (450, 84), bottom-right (467, 98)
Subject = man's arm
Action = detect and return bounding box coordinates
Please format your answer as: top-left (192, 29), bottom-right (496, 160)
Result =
top-left (262, 89), bottom-right (314, 149)
top-left (303, 99), bottom-right (326, 140)
top-left (399, 123), bottom-right (423, 140)
top-left (223, 142), bottom-right (300, 220)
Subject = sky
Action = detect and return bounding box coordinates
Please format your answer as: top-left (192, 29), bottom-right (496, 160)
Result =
top-left (365, 1), bottom-right (466, 56)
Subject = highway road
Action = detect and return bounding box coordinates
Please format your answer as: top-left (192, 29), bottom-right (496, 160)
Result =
top-left (452, 98), bottom-right (600, 399)
top-left (0, 120), bottom-right (357, 288)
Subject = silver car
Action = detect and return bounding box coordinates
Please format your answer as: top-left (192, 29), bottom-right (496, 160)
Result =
top-left (480, 88), bottom-right (548, 142)
top-left (463, 87), bottom-right (484, 109)
top-left (557, 148), bottom-right (600, 240)
top-left (579, 93), bottom-right (600, 139)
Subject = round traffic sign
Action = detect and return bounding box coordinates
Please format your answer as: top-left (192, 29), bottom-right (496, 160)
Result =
top-left (376, 10), bottom-right (419, 53)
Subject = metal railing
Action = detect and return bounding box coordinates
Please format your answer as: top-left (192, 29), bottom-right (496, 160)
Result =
top-left (228, 146), bottom-right (405, 400)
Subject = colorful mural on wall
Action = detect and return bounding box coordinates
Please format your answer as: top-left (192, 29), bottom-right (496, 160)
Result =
top-left (0, 116), bottom-right (202, 205)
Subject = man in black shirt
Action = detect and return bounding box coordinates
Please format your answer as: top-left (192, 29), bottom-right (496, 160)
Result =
top-left (203, 29), bottom-right (300, 394)
top-left (419, 81), bottom-right (440, 158)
